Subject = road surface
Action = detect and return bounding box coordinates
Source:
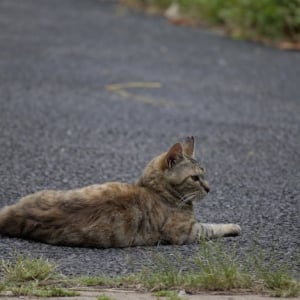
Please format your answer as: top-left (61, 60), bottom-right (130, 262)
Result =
top-left (0, 0), bottom-right (299, 276)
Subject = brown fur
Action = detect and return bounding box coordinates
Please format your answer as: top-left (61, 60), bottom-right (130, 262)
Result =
top-left (0, 137), bottom-right (241, 248)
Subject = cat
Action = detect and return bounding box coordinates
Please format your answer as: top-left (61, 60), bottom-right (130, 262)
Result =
top-left (0, 136), bottom-right (241, 248)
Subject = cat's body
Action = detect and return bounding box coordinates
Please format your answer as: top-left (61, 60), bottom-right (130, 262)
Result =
top-left (0, 137), bottom-right (241, 248)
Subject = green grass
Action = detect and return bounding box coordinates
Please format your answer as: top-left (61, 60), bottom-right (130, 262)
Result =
top-left (262, 270), bottom-right (300, 297)
top-left (79, 275), bottom-right (119, 286)
top-left (136, 253), bottom-right (186, 290)
top-left (153, 290), bottom-right (176, 297)
top-left (127, 239), bottom-right (299, 297)
top-left (0, 244), bottom-right (299, 298)
top-left (33, 287), bottom-right (79, 297)
top-left (193, 240), bottom-right (252, 290)
top-left (181, 0), bottom-right (300, 42)
top-left (250, 246), bottom-right (300, 297)
top-left (78, 273), bottom-right (138, 288)
top-left (11, 285), bottom-right (79, 297)
top-left (123, 0), bottom-right (300, 45)
top-left (132, 240), bottom-right (252, 293)
top-left (0, 253), bottom-right (57, 282)
top-left (0, 253), bottom-right (78, 297)
top-left (97, 294), bottom-right (116, 300)
top-left (0, 282), bottom-right (5, 292)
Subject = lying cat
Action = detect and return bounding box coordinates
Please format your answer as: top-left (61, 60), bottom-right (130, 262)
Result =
top-left (0, 137), bottom-right (240, 248)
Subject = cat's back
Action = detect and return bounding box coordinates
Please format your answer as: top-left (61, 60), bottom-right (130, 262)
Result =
top-left (14, 182), bottom-right (135, 206)
top-left (0, 182), bottom-right (165, 247)
top-left (57, 182), bottom-right (144, 213)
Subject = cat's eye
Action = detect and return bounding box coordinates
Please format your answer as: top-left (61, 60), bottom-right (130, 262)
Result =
top-left (191, 175), bottom-right (199, 182)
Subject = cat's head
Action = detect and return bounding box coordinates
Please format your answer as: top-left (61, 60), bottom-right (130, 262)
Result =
top-left (137, 136), bottom-right (209, 206)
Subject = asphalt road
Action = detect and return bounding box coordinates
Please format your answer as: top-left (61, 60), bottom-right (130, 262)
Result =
top-left (0, 0), bottom-right (299, 277)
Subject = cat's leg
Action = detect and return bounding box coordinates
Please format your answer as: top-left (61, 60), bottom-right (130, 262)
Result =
top-left (190, 223), bottom-right (241, 240)
top-left (161, 215), bottom-right (241, 244)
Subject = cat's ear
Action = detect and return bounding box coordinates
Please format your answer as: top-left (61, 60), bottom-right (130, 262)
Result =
top-left (165, 143), bottom-right (184, 169)
top-left (182, 136), bottom-right (195, 158)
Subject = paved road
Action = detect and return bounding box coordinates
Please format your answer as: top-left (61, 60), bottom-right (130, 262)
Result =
top-left (0, 0), bottom-right (299, 276)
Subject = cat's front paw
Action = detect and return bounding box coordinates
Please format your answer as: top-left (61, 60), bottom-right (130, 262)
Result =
top-left (228, 224), bottom-right (241, 236)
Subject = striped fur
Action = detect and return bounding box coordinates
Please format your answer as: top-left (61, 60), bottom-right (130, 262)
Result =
top-left (0, 137), bottom-right (240, 248)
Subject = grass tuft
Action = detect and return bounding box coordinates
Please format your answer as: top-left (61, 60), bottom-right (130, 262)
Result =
top-left (97, 294), bottom-right (116, 300)
top-left (0, 253), bottom-right (76, 297)
top-left (128, 239), bottom-right (299, 297)
top-left (193, 239), bottom-right (252, 290)
top-left (136, 253), bottom-right (185, 291)
top-left (252, 251), bottom-right (300, 297)
top-left (11, 285), bottom-right (79, 297)
top-left (33, 287), bottom-right (79, 297)
top-left (79, 276), bottom-right (118, 286)
top-left (0, 244), bottom-right (299, 298)
top-left (0, 282), bottom-right (5, 292)
top-left (0, 253), bottom-right (56, 282)
top-left (122, 0), bottom-right (300, 47)
top-left (135, 240), bottom-right (252, 292)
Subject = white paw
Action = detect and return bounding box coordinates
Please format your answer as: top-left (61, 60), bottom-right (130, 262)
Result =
top-left (230, 224), bottom-right (241, 236)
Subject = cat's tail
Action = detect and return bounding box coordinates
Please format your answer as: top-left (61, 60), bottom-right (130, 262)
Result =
top-left (0, 206), bottom-right (8, 233)
top-left (0, 205), bottom-right (22, 236)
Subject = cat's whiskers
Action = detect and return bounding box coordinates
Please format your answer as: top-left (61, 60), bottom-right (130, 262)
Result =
top-left (176, 191), bottom-right (198, 208)
top-left (0, 137), bottom-right (242, 248)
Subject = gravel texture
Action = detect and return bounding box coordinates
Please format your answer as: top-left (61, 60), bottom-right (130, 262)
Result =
top-left (0, 0), bottom-right (299, 277)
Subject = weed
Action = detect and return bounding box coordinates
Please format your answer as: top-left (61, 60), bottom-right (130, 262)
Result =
top-left (34, 287), bottom-right (79, 297)
top-left (79, 276), bottom-right (118, 286)
top-left (0, 282), bottom-right (5, 292)
top-left (250, 246), bottom-right (300, 297)
top-left (10, 284), bottom-right (35, 296)
top-left (136, 240), bottom-right (252, 292)
top-left (0, 253), bottom-right (57, 282)
top-left (11, 285), bottom-right (79, 297)
top-left (123, 0), bottom-right (300, 44)
top-left (136, 254), bottom-right (185, 291)
top-left (0, 254), bottom-right (76, 297)
top-left (78, 274), bottom-right (139, 288)
top-left (129, 239), bottom-right (300, 297)
top-left (193, 239), bottom-right (252, 290)
top-left (153, 290), bottom-right (182, 300)
top-left (97, 293), bottom-right (116, 300)
top-left (0, 246), bottom-right (299, 298)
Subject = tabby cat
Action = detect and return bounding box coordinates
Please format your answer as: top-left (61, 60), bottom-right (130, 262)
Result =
top-left (0, 137), bottom-right (240, 248)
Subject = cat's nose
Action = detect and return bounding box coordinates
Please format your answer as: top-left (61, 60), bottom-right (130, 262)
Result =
top-left (201, 180), bottom-right (210, 193)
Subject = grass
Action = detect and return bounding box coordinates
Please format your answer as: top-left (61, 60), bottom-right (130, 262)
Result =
top-left (78, 273), bottom-right (138, 288)
top-left (262, 270), bottom-right (300, 297)
top-left (79, 275), bottom-right (119, 287)
top-left (11, 285), bottom-right (79, 297)
top-left (250, 245), bottom-right (300, 297)
top-left (0, 243), bottom-right (299, 298)
top-left (1, 253), bottom-right (56, 282)
top-left (122, 0), bottom-right (300, 48)
top-left (128, 239), bottom-right (299, 297)
top-left (193, 240), bottom-right (251, 290)
top-left (131, 240), bottom-right (252, 293)
top-left (0, 253), bottom-right (79, 297)
top-left (136, 253), bottom-right (186, 290)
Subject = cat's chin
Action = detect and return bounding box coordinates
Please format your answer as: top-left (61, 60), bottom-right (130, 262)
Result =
top-left (198, 193), bottom-right (208, 201)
